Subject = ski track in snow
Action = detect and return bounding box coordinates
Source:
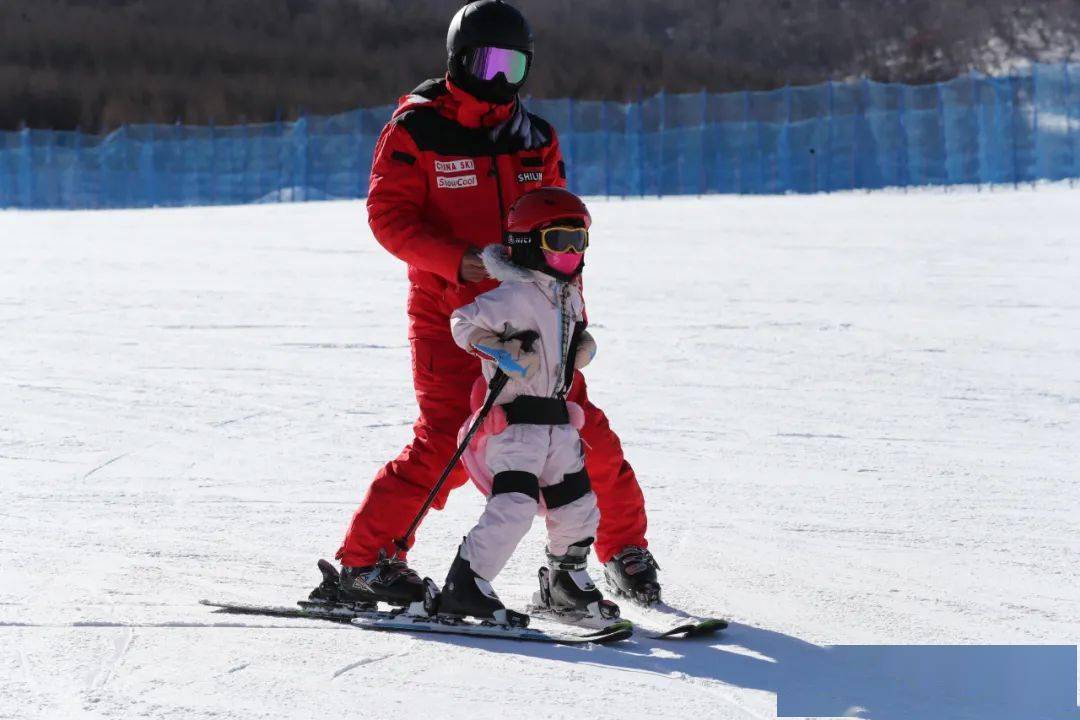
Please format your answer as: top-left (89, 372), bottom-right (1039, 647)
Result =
top-left (1, 188), bottom-right (1078, 719)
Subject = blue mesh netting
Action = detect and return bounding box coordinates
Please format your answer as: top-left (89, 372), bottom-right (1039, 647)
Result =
top-left (1, 63), bottom-right (1077, 209)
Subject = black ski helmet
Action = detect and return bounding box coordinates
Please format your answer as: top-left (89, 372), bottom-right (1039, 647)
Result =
top-left (447, 0), bottom-right (534, 104)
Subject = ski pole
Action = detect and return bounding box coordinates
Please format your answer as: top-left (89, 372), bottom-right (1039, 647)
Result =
top-left (391, 368), bottom-right (510, 557)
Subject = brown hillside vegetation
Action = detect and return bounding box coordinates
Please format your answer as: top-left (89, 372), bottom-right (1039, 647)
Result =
top-left (0, 0), bottom-right (1077, 131)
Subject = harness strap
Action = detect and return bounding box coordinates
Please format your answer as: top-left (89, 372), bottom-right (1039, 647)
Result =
top-left (502, 395), bottom-right (570, 425)
top-left (491, 471), bottom-right (540, 502)
top-left (541, 468), bottom-right (591, 509)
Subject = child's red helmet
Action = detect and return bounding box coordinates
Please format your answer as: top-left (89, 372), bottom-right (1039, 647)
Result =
top-left (506, 187), bottom-right (592, 233)
top-left (505, 188), bottom-right (591, 279)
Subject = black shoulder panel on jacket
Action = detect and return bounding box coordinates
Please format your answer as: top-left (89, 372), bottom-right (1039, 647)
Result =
top-left (409, 78), bottom-right (448, 101)
top-left (396, 106), bottom-right (557, 157)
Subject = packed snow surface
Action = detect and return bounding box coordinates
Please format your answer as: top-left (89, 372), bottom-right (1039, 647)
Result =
top-left (2, 186), bottom-right (1078, 719)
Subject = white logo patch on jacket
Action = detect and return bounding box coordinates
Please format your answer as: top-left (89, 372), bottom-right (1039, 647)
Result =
top-left (437, 174), bottom-right (478, 189)
top-left (435, 159), bottom-right (476, 174)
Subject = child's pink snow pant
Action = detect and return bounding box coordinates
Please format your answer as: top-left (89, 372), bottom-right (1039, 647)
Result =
top-left (459, 414), bottom-right (599, 582)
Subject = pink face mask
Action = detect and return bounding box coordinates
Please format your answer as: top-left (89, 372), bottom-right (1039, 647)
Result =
top-left (543, 250), bottom-right (583, 275)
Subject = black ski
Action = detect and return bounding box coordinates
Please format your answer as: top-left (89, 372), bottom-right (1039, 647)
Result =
top-left (616, 599), bottom-right (728, 640)
top-left (200, 599), bottom-right (632, 645)
top-left (351, 611), bottom-right (633, 645)
top-left (199, 599), bottom-right (365, 623)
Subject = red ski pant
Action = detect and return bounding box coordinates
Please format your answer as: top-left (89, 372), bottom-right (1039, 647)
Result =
top-left (337, 336), bottom-right (648, 567)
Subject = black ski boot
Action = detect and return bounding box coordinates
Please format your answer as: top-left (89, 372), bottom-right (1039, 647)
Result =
top-left (604, 546), bottom-right (661, 606)
top-left (308, 553), bottom-right (425, 609)
top-left (437, 548), bottom-right (528, 627)
top-left (532, 539), bottom-right (620, 628)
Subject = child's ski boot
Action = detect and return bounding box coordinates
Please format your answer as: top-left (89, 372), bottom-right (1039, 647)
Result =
top-left (436, 548), bottom-right (529, 628)
top-left (529, 539), bottom-right (620, 629)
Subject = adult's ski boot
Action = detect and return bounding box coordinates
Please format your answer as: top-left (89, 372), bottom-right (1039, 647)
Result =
top-left (603, 545), bottom-right (662, 606)
top-left (436, 548), bottom-right (529, 628)
top-left (530, 539), bottom-right (620, 629)
top-left (308, 553), bottom-right (425, 609)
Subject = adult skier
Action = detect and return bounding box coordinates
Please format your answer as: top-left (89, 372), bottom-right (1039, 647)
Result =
top-left (439, 187), bottom-right (617, 627)
top-left (325, 0), bottom-right (659, 609)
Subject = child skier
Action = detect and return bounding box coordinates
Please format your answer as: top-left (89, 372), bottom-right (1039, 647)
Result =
top-left (435, 187), bottom-right (619, 627)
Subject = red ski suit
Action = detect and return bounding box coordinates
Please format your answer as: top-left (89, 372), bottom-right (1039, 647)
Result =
top-left (337, 78), bottom-right (648, 566)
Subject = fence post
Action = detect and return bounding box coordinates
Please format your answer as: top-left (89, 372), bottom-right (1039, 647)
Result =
top-left (699, 88), bottom-right (708, 195)
top-left (276, 109), bottom-right (286, 202)
top-left (139, 128), bottom-right (155, 208)
top-left (109, 125), bottom-right (120, 208)
top-left (239, 120), bottom-right (249, 203)
top-left (990, 79), bottom-right (1003, 188)
top-left (865, 77), bottom-right (877, 190)
top-left (1009, 72), bottom-right (1020, 188)
top-left (657, 89), bottom-right (665, 197)
top-left (623, 99), bottom-right (631, 199)
top-left (208, 118), bottom-right (217, 205)
top-left (936, 80), bottom-right (948, 187)
top-left (173, 118), bottom-right (183, 207)
top-left (1029, 63), bottom-right (1038, 185)
top-left (151, 126), bottom-right (160, 207)
top-left (43, 128), bottom-right (55, 208)
top-left (601, 100), bottom-right (611, 198)
top-left (825, 80), bottom-right (834, 192)
top-left (356, 110), bottom-right (366, 199)
top-left (782, 83), bottom-right (792, 193)
top-left (19, 126), bottom-right (33, 208)
top-left (969, 73), bottom-right (983, 190)
top-left (851, 80), bottom-right (863, 190)
top-left (0, 132), bottom-right (8, 207)
top-left (126, 125), bottom-right (137, 207)
top-left (299, 111), bottom-right (309, 202)
top-left (754, 95), bottom-right (766, 194)
top-left (106, 125), bottom-right (116, 208)
top-left (566, 97), bottom-right (575, 193)
top-left (1065, 61), bottom-right (1076, 187)
top-left (898, 82), bottom-right (910, 188)
top-left (740, 90), bottom-right (751, 194)
top-left (630, 92), bottom-right (639, 199)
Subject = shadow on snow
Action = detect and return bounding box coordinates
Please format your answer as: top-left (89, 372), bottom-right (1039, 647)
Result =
top-left (404, 622), bottom-right (1079, 720)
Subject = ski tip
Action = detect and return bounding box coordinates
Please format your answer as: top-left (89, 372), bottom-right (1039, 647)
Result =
top-left (651, 618), bottom-right (728, 640)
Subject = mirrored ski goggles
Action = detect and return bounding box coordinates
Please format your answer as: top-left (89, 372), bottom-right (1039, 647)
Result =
top-left (466, 46), bottom-right (529, 84)
top-left (537, 226), bottom-right (589, 254)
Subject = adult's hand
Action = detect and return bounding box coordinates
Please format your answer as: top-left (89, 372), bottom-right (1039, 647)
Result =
top-left (459, 248), bottom-right (490, 283)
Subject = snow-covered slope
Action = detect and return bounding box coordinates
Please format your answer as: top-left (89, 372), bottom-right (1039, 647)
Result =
top-left (1, 187), bottom-right (1078, 719)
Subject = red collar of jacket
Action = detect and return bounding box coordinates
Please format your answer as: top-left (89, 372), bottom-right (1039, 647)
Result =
top-left (392, 76), bottom-right (516, 129)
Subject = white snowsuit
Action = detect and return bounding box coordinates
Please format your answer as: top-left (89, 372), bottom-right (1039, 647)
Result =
top-left (450, 245), bottom-right (600, 582)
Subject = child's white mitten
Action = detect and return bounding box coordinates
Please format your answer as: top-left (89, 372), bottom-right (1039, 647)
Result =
top-left (469, 331), bottom-right (539, 380)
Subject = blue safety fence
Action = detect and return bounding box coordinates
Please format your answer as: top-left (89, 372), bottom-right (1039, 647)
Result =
top-left (1, 62), bottom-right (1078, 209)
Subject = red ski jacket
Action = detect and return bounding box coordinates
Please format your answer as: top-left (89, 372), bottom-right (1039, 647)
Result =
top-left (366, 77), bottom-right (567, 340)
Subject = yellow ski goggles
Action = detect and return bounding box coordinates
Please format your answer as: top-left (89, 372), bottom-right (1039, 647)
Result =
top-left (537, 226), bottom-right (589, 254)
